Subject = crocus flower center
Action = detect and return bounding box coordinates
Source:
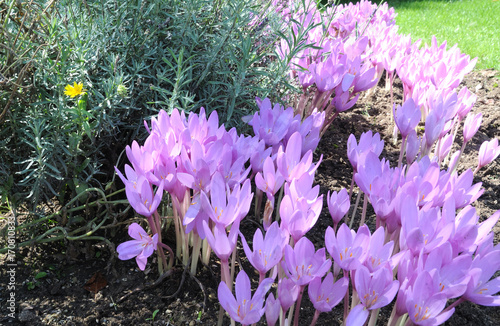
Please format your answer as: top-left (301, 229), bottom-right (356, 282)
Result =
top-left (363, 289), bottom-right (379, 308)
top-left (340, 247), bottom-right (354, 261)
top-left (295, 264), bottom-right (313, 280)
top-left (214, 207), bottom-right (223, 220)
top-left (414, 304), bottom-right (431, 322)
top-left (258, 249), bottom-right (269, 266)
top-left (237, 299), bottom-right (253, 319)
top-left (477, 287), bottom-right (488, 294)
top-left (370, 257), bottom-right (382, 268)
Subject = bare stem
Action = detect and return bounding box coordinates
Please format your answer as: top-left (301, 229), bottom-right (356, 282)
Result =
top-left (293, 285), bottom-right (305, 326)
top-left (309, 310), bottom-right (321, 326)
top-left (359, 192), bottom-right (368, 227)
top-left (349, 190), bottom-right (362, 229)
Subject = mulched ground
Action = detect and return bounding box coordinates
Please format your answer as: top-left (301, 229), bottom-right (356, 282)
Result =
top-left (1, 69), bottom-right (499, 325)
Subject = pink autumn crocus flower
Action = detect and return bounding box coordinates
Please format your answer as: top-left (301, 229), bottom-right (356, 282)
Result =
top-left (463, 112), bottom-right (482, 144)
top-left (314, 55), bottom-right (345, 93)
top-left (118, 173), bottom-right (164, 218)
top-left (308, 272), bottom-right (348, 313)
top-left (248, 97), bottom-right (294, 146)
top-left (332, 85), bottom-right (360, 113)
top-left (463, 248), bottom-right (500, 306)
top-left (201, 219), bottom-right (240, 262)
top-left (277, 277), bottom-right (300, 314)
top-left (276, 131), bottom-right (321, 182)
top-left (405, 271), bottom-right (455, 325)
top-left (476, 138), bottom-right (500, 173)
top-left (325, 223), bottom-right (370, 271)
top-left (399, 196), bottom-right (452, 255)
top-left (255, 156), bottom-right (285, 203)
top-left (279, 173), bottom-right (323, 242)
top-left (200, 172), bottom-right (238, 227)
top-left (327, 188), bottom-right (350, 229)
top-left (282, 237), bottom-right (331, 286)
top-left (347, 265), bottom-right (399, 326)
top-left (347, 130), bottom-right (384, 172)
top-left (240, 221), bottom-right (289, 278)
top-left (393, 98), bottom-right (421, 139)
top-left (117, 223), bottom-right (158, 271)
top-left (421, 243), bottom-right (472, 299)
top-left (456, 87), bottom-right (477, 120)
top-left (265, 293), bottom-right (280, 326)
top-left (364, 226), bottom-right (399, 273)
top-left (405, 130), bottom-right (421, 165)
top-left (218, 270), bottom-right (273, 325)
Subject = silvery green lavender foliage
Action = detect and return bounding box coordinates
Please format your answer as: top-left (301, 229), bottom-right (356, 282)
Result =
top-left (115, 1), bottom-right (500, 325)
top-left (0, 0), bottom-right (303, 247)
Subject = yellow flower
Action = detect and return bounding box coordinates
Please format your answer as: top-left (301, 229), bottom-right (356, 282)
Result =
top-left (64, 82), bottom-right (86, 98)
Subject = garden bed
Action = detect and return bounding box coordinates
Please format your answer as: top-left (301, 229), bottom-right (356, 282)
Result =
top-left (1, 68), bottom-right (499, 326)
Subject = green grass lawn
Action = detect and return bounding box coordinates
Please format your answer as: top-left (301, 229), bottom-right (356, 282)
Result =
top-left (386, 0), bottom-right (500, 71)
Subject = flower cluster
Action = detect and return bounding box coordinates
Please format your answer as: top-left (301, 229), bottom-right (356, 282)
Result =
top-left (114, 1), bottom-right (500, 325)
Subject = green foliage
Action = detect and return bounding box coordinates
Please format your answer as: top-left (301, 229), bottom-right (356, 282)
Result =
top-left (0, 0), bottom-right (295, 208)
top-left (0, 0), bottom-right (310, 250)
top-left (146, 309), bottom-right (160, 321)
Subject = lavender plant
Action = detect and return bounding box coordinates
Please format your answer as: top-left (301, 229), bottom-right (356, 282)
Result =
top-left (0, 0), bottom-right (303, 255)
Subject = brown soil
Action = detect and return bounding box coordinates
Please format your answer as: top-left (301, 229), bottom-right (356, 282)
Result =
top-left (1, 69), bottom-right (499, 326)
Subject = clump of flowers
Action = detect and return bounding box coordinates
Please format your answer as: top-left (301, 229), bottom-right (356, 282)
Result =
top-left (114, 1), bottom-right (500, 325)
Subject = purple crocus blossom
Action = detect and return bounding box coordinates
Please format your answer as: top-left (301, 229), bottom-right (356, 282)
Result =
top-left (265, 293), bottom-right (280, 326)
top-left (463, 112), bottom-right (482, 144)
top-left (282, 237), bottom-right (331, 286)
top-left (308, 272), bottom-right (348, 312)
top-left (476, 138), bottom-right (500, 172)
top-left (325, 223), bottom-right (370, 271)
top-left (279, 175), bottom-right (323, 242)
top-left (125, 140), bottom-right (155, 175)
top-left (405, 130), bottom-right (421, 165)
top-left (284, 109), bottom-right (325, 156)
top-left (201, 218), bottom-right (240, 262)
top-left (115, 164), bottom-right (141, 189)
top-left (277, 277), bottom-right (300, 313)
top-left (437, 133), bottom-right (454, 163)
top-left (218, 270), bottom-right (273, 325)
top-left (332, 85), bottom-right (360, 113)
top-left (248, 97), bottom-right (294, 146)
top-left (399, 196), bottom-right (452, 255)
top-left (327, 188), bottom-right (350, 228)
top-left (447, 205), bottom-right (479, 255)
top-left (405, 271), bottom-right (455, 325)
top-left (364, 226), bottom-right (399, 273)
top-left (177, 141), bottom-right (212, 193)
top-left (347, 265), bottom-right (399, 326)
top-left (347, 130), bottom-right (384, 172)
top-left (120, 175), bottom-right (164, 218)
top-left (393, 98), bottom-right (421, 139)
top-left (450, 169), bottom-right (483, 209)
top-left (314, 55), bottom-right (345, 92)
top-left (249, 141), bottom-right (272, 174)
top-left (117, 223), bottom-right (158, 271)
top-left (240, 221), bottom-right (289, 276)
top-left (200, 172), bottom-right (238, 227)
top-left (463, 248), bottom-right (500, 306)
top-left (255, 156), bottom-right (285, 203)
top-left (356, 265), bottom-right (399, 310)
top-left (422, 243), bottom-right (472, 299)
top-left (276, 132), bottom-right (320, 182)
